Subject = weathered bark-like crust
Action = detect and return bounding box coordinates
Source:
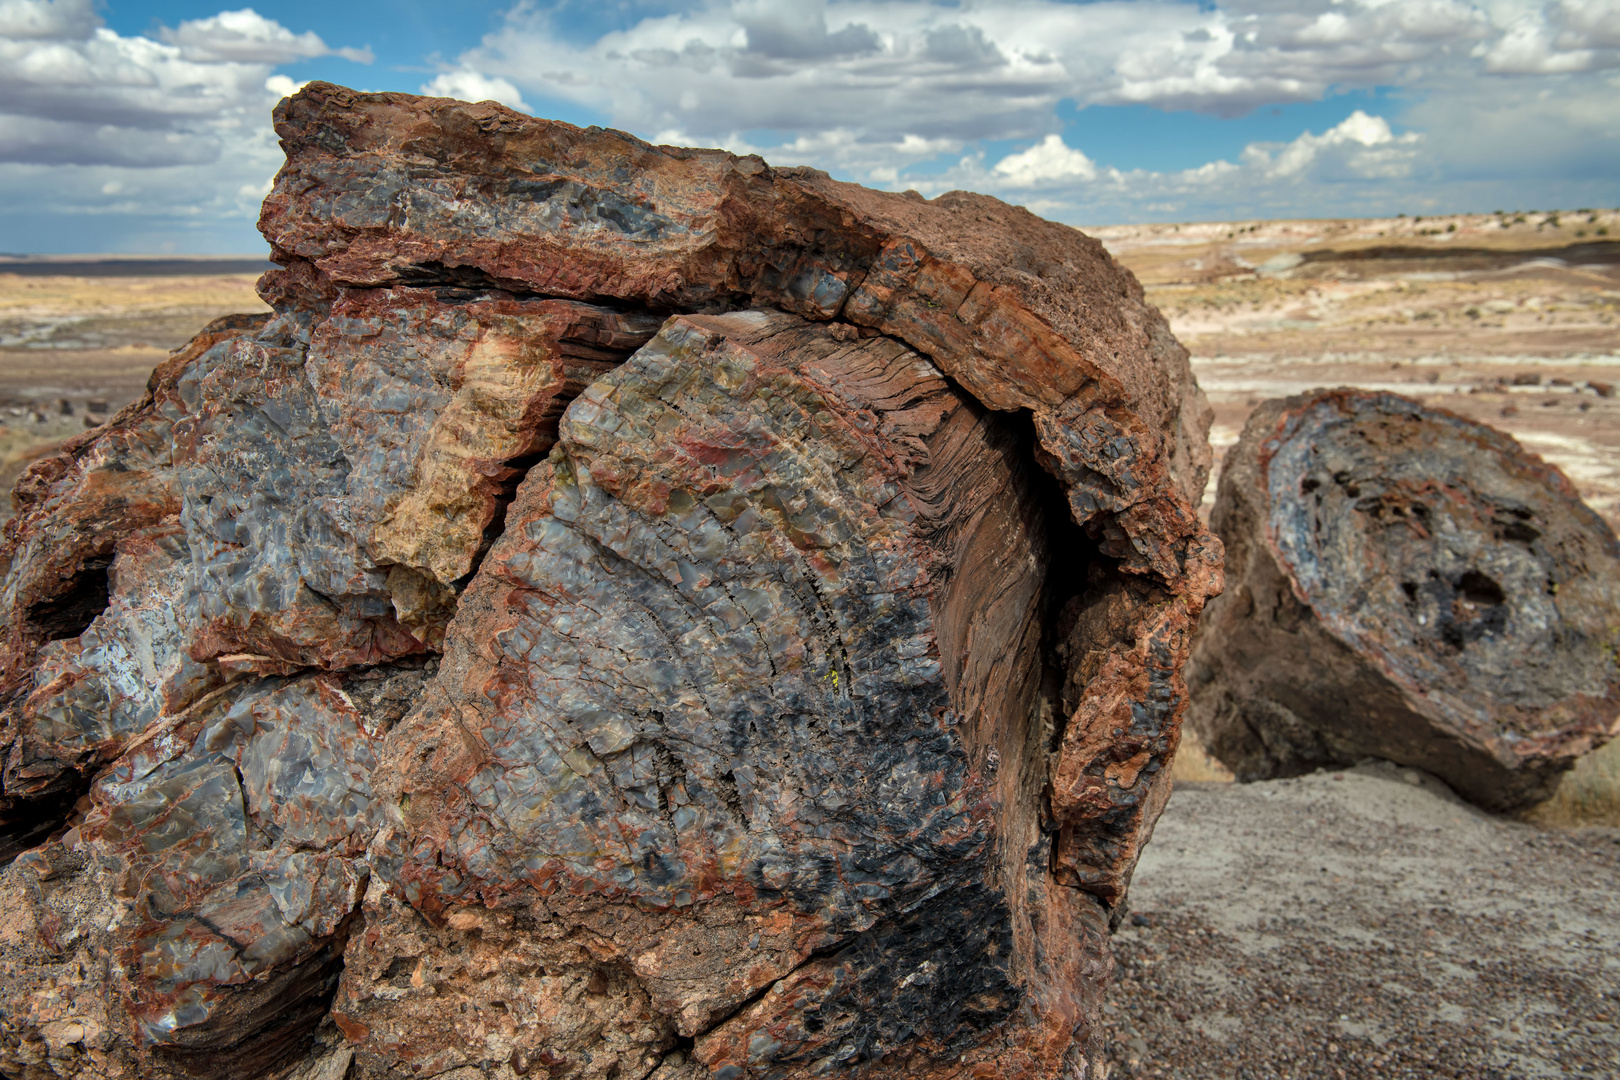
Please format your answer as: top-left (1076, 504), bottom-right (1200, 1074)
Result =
top-left (0, 83), bottom-right (1219, 1080)
top-left (1188, 388), bottom-right (1620, 810)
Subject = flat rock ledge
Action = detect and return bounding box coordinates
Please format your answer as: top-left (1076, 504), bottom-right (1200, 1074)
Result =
top-left (1188, 388), bottom-right (1620, 811)
top-left (0, 84), bottom-right (1219, 1080)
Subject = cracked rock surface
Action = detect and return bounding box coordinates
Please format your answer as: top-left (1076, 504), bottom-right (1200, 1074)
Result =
top-left (0, 83), bottom-right (1219, 1080)
top-left (1188, 388), bottom-right (1620, 811)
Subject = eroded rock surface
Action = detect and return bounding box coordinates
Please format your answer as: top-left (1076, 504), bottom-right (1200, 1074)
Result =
top-left (1188, 388), bottom-right (1620, 810)
top-left (0, 83), bottom-right (1219, 1080)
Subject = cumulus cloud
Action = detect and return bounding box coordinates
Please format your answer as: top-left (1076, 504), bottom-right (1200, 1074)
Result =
top-left (457, 0), bottom-right (1514, 145)
top-left (734, 0), bottom-right (880, 63)
top-left (420, 71), bottom-right (531, 113)
top-left (0, 114), bottom-right (222, 167)
top-left (1479, 0), bottom-right (1620, 73)
top-left (928, 111), bottom-right (1423, 222)
top-left (431, 0), bottom-right (1619, 224)
top-left (0, 0), bottom-right (95, 39)
top-left (0, 0), bottom-right (371, 252)
top-left (922, 24), bottom-right (1005, 68)
top-left (1549, 0), bottom-right (1620, 48)
top-left (1244, 111), bottom-right (1422, 180)
top-left (8, 0), bottom-right (1620, 252)
top-left (993, 135), bottom-right (1099, 185)
top-left (160, 8), bottom-right (373, 64)
top-left (0, 0), bottom-right (369, 167)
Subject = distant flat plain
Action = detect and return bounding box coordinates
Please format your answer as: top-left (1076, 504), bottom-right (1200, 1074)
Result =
top-left (1094, 207), bottom-right (1620, 526)
top-left (0, 256), bottom-right (272, 500)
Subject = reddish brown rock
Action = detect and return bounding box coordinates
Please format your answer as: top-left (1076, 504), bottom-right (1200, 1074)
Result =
top-left (1188, 388), bottom-right (1620, 810)
top-left (0, 83), bottom-right (1219, 1080)
top-left (341, 311), bottom-right (1112, 1079)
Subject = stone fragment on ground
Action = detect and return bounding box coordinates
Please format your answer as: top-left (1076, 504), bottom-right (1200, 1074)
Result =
top-left (0, 84), bottom-right (1218, 1079)
top-left (1188, 387), bottom-right (1620, 810)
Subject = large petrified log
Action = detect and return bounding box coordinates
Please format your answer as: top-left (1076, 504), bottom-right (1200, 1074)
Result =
top-left (0, 84), bottom-right (1219, 1080)
top-left (1188, 388), bottom-right (1620, 810)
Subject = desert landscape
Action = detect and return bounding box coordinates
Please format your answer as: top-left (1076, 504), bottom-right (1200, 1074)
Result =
top-left (2, 201), bottom-right (1617, 1080)
top-left (0, 259), bottom-right (270, 503)
top-left (1097, 209), bottom-right (1620, 525)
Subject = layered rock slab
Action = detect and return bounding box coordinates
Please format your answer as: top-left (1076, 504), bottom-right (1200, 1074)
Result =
top-left (1, 82), bottom-right (1222, 1080)
top-left (1187, 388), bottom-right (1620, 809)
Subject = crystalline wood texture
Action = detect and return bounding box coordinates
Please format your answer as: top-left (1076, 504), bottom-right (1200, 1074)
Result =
top-left (0, 83), bottom-right (1220, 1080)
top-left (1188, 389), bottom-right (1620, 811)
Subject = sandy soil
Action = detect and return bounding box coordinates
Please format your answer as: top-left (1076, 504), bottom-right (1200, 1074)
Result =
top-left (1106, 764), bottom-right (1620, 1080)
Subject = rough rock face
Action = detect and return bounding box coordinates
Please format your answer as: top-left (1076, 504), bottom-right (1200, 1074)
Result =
top-left (0, 83), bottom-right (1219, 1080)
top-left (1188, 388), bottom-right (1620, 810)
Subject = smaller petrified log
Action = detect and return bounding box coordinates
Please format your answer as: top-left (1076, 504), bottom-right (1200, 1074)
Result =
top-left (1188, 389), bottom-right (1620, 809)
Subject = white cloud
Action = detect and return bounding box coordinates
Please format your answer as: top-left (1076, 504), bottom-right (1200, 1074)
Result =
top-left (1404, 70), bottom-right (1620, 180)
top-left (265, 74), bottom-right (307, 100)
top-left (0, 113), bottom-right (224, 167)
top-left (161, 8), bottom-right (372, 64)
top-left (1550, 0), bottom-right (1620, 48)
top-left (432, 0), bottom-right (1618, 225)
top-left (1245, 110), bottom-right (1422, 180)
top-left (1479, 16), bottom-right (1596, 72)
top-left (0, 0), bottom-right (95, 39)
top-left (456, 0), bottom-right (1517, 145)
top-left (927, 111), bottom-right (1421, 222)
top-left (419, 71), bottom-right (531, 113)
top-left (0, 0), bottom-right (369, 252)
top-left (733, 0), bottom-right (880, 63)
top-left (0, 1), bottom-right (367, 167)
top-left (1479, 0), bottom-right (1620, 73)
top-left (5, 0), bottom-right (1618, 252)
top-left (993, 134), bottom-right (1099, 185)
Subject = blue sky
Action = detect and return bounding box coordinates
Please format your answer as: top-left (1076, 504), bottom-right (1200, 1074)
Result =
top-left (3, 0), bottom-right (1619, 253)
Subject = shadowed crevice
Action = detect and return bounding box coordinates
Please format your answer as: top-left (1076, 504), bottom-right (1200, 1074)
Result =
top-left (25, 555), bottom-right (112, 642)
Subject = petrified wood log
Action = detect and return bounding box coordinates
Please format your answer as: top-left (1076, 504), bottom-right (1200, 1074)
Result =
top-left (0, 83), bottom-right (1220, 1080)
top-left (1188, 388), bottom-right (1620, 810)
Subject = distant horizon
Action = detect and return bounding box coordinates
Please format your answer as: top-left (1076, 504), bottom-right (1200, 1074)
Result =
top-left (4, 204), bottom-right (1619, 262)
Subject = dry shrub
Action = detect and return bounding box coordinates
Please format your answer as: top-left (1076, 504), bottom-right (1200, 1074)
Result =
top-left (1526, 738), bottom-right (1620, 827)
top-left (1172, 725), bottom-right (1235, 783)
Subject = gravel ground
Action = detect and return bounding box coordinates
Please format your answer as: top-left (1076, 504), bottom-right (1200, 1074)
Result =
top-left (1104, 762), bottom-right (1620, 1079)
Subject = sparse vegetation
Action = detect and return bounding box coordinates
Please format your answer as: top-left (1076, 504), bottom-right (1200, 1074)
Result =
top-left (1525, 739), bottom-right (1620, 827)
top-left (1172, 726), bottom-right (1235, 783)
